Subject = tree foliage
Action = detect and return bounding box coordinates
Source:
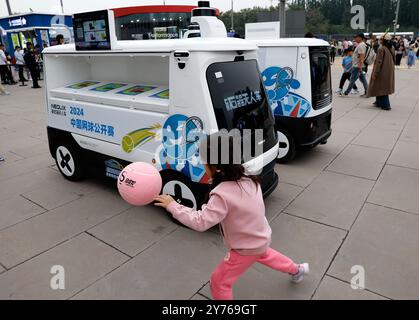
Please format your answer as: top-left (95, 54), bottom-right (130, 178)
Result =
top-left (220, 0), bottom-right (419, 36)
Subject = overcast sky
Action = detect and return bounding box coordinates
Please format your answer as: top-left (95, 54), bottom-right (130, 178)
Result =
top-left (0, 0), bottom-right (274, 17)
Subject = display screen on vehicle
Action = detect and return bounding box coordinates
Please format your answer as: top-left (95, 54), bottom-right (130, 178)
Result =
top-left (73, 10), bottom-right (112, 51)
top-left (206, 59), bottom-right (277, 152)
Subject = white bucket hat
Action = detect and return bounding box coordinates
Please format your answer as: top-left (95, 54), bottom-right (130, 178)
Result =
top-left (383, 33), bottom-right (392, 41)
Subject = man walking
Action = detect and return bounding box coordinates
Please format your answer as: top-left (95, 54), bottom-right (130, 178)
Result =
top-left (0, 44), bottom-right (16, 85)
top-left (24, 42), bottom-right (41, 89)
top-left (341, 33), bottom-right (369, 98)
top-left (14, 46), bottom-right (26, 83)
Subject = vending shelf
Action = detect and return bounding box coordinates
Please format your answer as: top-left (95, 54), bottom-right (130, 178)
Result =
top-left (50, 81), bottom-right (170, 114)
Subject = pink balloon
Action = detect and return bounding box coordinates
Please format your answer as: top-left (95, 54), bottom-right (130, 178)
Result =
top-left (117, 162), bottom-right (162, 206)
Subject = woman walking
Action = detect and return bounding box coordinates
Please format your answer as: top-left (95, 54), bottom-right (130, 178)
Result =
top-left (367, 33), bottom-right (395, 111)
top-left (395, 39), bottom-right (405, 67)
top-left (330, 41), bottom-right (337, 64)
top-left (407, 44), bottom-right (416, 68)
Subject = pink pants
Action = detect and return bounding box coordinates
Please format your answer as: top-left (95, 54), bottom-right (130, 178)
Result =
top-left (210, 248), bottom-right (298, 300)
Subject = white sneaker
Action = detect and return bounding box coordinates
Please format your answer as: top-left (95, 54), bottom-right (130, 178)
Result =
top-left (352, 89), bottom-right (359, 95)
top-left (291, 263), bottom-right (310, 284)
top-left (335, 88), bottom-right (342, 94)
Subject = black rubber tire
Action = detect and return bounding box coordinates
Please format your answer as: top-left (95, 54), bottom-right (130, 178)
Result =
top-left (276, 129), bottom-right (297, 164)
top-left (159, 170), bottom-right (210, 227)
top-left (53, 140), bottom-right (85, 182)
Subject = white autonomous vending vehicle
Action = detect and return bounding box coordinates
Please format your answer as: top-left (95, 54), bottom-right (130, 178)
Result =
top-left (249, 37), bottom-right (333, 162)
top-left (44, 4), bottom-right (280, 210)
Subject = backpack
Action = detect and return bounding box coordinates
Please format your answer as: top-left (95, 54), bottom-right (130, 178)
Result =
top-left (365, 44), bottom-right (376, 66)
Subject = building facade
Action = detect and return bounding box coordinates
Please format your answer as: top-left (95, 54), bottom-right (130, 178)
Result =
top-left (113, 5), bottom-right (219, 40)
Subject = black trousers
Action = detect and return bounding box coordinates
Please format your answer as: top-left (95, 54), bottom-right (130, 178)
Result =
top-left (395, 53), bottom-right (403, 66)
top-left (0, 65), bottom-right (13, 84)
top-left (17, 65), bottom-right (25, 82)
top-left (29, 66), bottom-right (39, 87)
top-left (339, 72), bottom-right (358, 90)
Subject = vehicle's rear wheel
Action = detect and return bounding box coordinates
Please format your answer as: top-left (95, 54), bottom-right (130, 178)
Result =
top-left (54, 141), bottom-right (85, 181)
top-left (276, 130), bottom-right (296, 164)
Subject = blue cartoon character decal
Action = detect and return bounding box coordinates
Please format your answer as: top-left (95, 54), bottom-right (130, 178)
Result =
top-left (262, 66), bottom-right (312, 118)
top-left (157, 114), bottom-right (209, 184)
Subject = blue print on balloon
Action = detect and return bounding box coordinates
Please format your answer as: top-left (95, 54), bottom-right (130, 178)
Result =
top-left (262, 66), bottom-right (312, 118)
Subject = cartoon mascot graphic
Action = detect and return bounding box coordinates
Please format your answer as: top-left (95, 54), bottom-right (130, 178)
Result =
top-left (157, 114), bottom-right (208, 183)
top-left (262, 66), bottom-right (312, 118)
top-left (120, 114), bottom-right (209, 183)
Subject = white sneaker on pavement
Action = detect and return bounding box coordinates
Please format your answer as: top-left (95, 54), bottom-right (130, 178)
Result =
top-left (291, 263), bottom-right (310, 284)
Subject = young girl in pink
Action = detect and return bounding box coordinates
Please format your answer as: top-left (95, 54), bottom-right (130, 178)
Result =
top-left (154, 134), bottom-right (309, 300)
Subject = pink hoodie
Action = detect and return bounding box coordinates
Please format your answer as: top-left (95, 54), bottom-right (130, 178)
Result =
top-left (167, 178), bottom-right (272, 255)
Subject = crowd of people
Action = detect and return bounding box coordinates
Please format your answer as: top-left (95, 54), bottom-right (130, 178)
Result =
top-left (332, 33), bottom-right (418, 111)
top-left (0, 34), bottom-right (65, 96)
top-left (0, 34), bottom-right (65, 163)
top-left (331, 34), bottom-right (419, 68)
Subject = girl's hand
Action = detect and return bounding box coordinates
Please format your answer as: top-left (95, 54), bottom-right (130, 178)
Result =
top-left (154, 194), bottom-right (176, 209)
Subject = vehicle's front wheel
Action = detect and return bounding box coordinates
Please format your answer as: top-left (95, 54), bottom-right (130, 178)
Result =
top-left (54, 142), bottom-right (85, 181)
top-left (276, 130), bottom-right (296, 164)
top-left (160, 170), bottom-right (210, 226)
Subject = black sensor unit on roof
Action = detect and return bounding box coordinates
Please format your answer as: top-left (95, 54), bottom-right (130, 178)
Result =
top-left (192, 1), bottom-right (217, 17)
top-left (198, 1), bottom-right (210, 7)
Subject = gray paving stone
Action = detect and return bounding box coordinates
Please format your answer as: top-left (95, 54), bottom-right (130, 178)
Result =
top-left (88, 205), bottom-right (178, 257)
top-left (368, 165), bottom-right (419, 215)
top-left (326, 144), bottom-right (390, 180)
top-left (313, 276), bottom-right (388, 300)
top-left (0, 265), bottom-right (5, 274)
top-left (190, 293), bottom-right (210, 300)
top-left (400, 124), bottom-right (419, 144)
top-left (0, 168), bottom-right (58, 202)
top-left (20, 111), bottom-right (47, 123)
top-left (200, 214), bottom-right (346, 300)
top-left (0, 189), bottom-right (130, 269)
top-left (369, 113), bottom-right (408, 132)
top-left (345, 107), bottom-right (380, 121)
top-left (331, 109), bottom-right (347, 123)
top-left (8, 142), bottom-right (50, 159)
top-left (316, 131), bottom-right (356, 156)
top-left (275, 151), bottom-right (335, 188)
top-left (285, 171), bottom-right (374, 230)
top-left (0, 151), bottom-right (24, 163)
top-left (0, 233), bottom-right (128, 299)
top-left (0, 195), bottom-right (46, 230)
top-left (352, 127), bottom-right (401, 151)
top-left (21, 172), bottom-right (98, 210)
top-left (72, 228), bottom-right (225, 300)
top-left (0, 132), bottom-right (44, 154)
top-left (328, 204), bottom-right (419, 300)
top-left (0, 116), bottom-right (34, 131)
top-left (0, 153), bottom-right (54, 182)
top-left (388, 140), bottom-right (419, 171)
top-left (265, 182), bottom-right (303, 222)
top-left (332, 116), bottom-right (371, 134)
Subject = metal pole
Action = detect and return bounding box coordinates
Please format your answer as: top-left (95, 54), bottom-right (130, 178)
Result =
top-left (279, 0), bottom-right (286, 38)
top-left (60, 0), bottom-right (64, 14)
top-left (5, 0), bottom-right (12, 15)
top-left (394, 0), bottom-right (401, 35)
top-left (231, 0), bottom-right (234, 32)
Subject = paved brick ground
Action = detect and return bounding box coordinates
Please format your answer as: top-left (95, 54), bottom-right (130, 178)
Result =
top-left (0, 58), bottom-right (418, 300)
